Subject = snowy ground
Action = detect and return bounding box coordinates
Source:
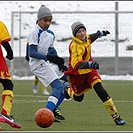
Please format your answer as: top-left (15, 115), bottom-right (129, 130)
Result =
top-left (13, 74), bottom-right (133, 81)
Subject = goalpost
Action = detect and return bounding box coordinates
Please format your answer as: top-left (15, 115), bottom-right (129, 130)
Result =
top-left (10, 9), bottom-right (132, 77)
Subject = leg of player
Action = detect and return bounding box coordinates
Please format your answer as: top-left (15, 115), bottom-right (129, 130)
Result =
top-left (53, 93), bottom-right (65, 120)
top-left (64, 82), bottom-right (126, 125)
top-left (53, 77), bottom-right (74, 120)
top-left (0, 80), bottom-right (21, 128)
top-left (53, 107), bottom-right (65, 120)
top-left (64, 84), bottom-right (74, 100)
top-left (42, 85), bottom-right (49, 95)
top-left (45, 79), bottom-right (65, 122)
top-left (93, 82), bottom-right (126, 125)
top-left (41, 84), bottom-right (64, 120)
top-left (32, 76), bottom-right (39, 94)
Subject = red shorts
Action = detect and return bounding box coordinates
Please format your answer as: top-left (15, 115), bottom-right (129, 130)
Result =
top-left (68, 70), bottom-right (101, 96)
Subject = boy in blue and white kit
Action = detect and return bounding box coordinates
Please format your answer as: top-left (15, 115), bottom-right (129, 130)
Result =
top-left (28, 4), bottom-right (68, 122)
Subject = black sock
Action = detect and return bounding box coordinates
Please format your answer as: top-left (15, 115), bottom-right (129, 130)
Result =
top-left (93, 82), bottom-right (110, 102)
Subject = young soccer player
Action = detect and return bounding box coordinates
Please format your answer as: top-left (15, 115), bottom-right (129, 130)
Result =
top-left (0, 21), bottom-right (21, 130)
top-left (27, 5), bottom-right (69, 122)
top-left (64, 21), bottom-right (126, 125)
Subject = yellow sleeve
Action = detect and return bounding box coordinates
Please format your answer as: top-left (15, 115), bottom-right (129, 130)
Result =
top-left (0, 21), bottom-right (11, 43)
top-left (70, 42), bottom-right (84, 69)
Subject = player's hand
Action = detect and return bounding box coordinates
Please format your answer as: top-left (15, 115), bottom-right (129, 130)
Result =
top-left (47, 55), bottom-right (64, 65)
top-left (58, 64), bottom-right (68, 72)
top-left (102, 30), bottom-right (110, 36)
top-left (97, 30), bottom-right (110, 38)
top-left (88, 61), bottom-right (99, 69)
top-left (91, 61), bottom-right (99, 69)
top-left (6, 55), bottom-right (13, 60)
top-left (25, 55), bottom-right (29, 62)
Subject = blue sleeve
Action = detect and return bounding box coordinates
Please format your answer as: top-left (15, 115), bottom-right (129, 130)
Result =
top-left (29, 44), bottom-right (47, 60)
top-left (48, 47), bottom-right (58, 56)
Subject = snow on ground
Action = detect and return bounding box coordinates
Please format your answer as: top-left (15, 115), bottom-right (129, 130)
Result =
top-left (13, 74), bottom-right (133, 81)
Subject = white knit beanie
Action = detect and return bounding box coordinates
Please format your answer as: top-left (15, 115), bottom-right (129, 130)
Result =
top-left (71, 21), bottom-right (86, 36)
top-left (37, 5), bottom-right (52, 21)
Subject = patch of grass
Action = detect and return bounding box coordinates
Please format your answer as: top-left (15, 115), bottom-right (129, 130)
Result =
top-left (0, 80), bottom-right (132, 131)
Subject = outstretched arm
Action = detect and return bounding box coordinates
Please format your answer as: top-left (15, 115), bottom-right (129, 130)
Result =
top-left (89, 30), bottom-right (110, 43)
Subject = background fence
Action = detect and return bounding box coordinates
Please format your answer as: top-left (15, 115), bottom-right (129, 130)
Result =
top-left (8, 2), bottom-right (133, 78)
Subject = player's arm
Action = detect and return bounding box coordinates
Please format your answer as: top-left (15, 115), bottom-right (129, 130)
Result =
top-left (2, 41), bottom-right (13, 60)
top-left (77, 61), bottom-right (99, 69)
top-left (47, 47), bottom-right (58, 56)
top-left (89, 30), bottom-right (110, 43)
top-left (29, 44), bottom-right (64, 65)
top-left (70, 45), bottom-right (99, 70)
top-left (29, 44), bottom-right (47, 60)
top-left (48, 46), bottom-right (67, 71)
top-left (89, 32), bottom-right (99, 43)
top-left (25, 42), bottom-right (30, 61)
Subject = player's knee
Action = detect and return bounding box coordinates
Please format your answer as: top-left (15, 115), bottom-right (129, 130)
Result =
top-left (74, 94), bottom-right (84, 102)
top-left (50, 79), bottom-right (64, 98)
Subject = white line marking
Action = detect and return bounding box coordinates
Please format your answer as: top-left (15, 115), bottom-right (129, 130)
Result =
top-left (13, 95), bottom-right (133, 104)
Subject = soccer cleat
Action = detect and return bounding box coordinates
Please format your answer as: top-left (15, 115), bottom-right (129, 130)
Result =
top-left (114, 116), bottom-right (126, 125)
top-left (64, 86), bottom-right (71, 99)
top-left (54, 117), bottom-right (60, 122)
top-left (42, 89), bottom-right (49, 95)
top-left (0, 114), bottom-right (21, 128)
top-left (53, 108), bottom-right (65, 120)
top-left (32, 83), bottom-right (38, 94)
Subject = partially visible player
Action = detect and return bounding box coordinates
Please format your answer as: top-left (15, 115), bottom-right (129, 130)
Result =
top-left (0, 21), bottom-right (21, 130)
top-left (32, 76), bottom-right (49, 95)
top-left (25, 41), bottom-right (49, 95)
top-left (64, 21), bottom-right (126, 125)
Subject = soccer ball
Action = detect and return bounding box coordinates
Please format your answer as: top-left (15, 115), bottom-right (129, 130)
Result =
top-left (34, 108), bottom-right (54, 128)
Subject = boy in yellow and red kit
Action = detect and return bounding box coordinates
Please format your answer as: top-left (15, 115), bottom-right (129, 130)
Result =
top-left (64, 21), bottom-right (126, 125)
top-left (0, 21), bottom-right (21, 130)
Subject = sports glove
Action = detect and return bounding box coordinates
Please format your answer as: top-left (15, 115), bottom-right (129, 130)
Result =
top-left (6, 55), bottom-right (13, 60)
top-left (58, 64), bottom-right (68, 72)
top-left (97, 30), bottom-right (110, 38)
top-left (47, 55), bottom-right (64, 65)
top-left (25, 55), bottom-right (29, 62)
top-left (88, 61), bottom-right (99, 69)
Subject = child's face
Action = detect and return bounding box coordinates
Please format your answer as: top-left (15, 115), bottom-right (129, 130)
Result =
top-left (75, 28), bottom-right (86, 41)
top-left (38, 16), bottom-right (52, 30)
